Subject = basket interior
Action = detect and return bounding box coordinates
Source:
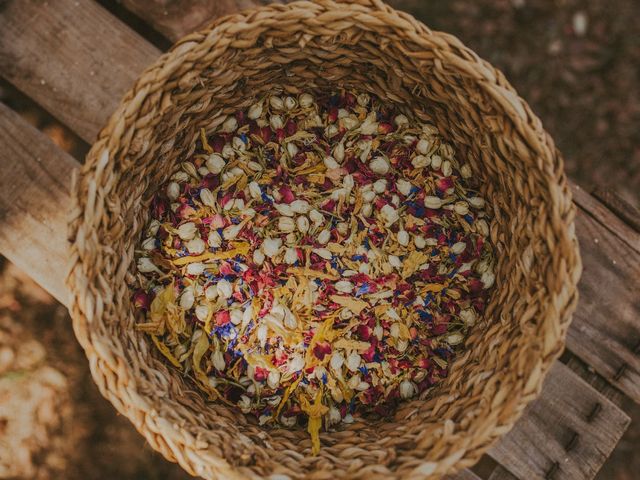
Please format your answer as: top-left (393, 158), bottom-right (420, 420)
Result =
top-left (77, 4), bottom-right (574, 478)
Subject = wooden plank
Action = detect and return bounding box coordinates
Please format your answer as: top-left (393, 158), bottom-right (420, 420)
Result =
top-left (0, 102), bottom-right (78, 306)
top-left (567, 199), bottom-right (640, 403)
top-left (591, 188), bottom-right (640, 234)
top-left (444, 470), bottom-right (482, 480)
top-left (564, 354), bottom-right (626, 408)
top-left (488, 362), bottom-right (630, 480)
top-left (572, 184), bottom-right (640, 254)
top-left (0, 0), bottom-right (160, 143)
top-left (488, 466), bottom-right (518, 480)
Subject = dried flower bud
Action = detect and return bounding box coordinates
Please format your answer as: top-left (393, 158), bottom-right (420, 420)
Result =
top-left (317, 229), bottom-right (331, 244)
top-left (186, 237), bottom-right (206, 254)
top-left (414, 235), bottom-right (426, 249)
top-left (187, 262), bottom-right (205, 276)
top-left (253, 248), bottom-right (265, 265)
top-left (394, 114), bottom-right (409, 127)
top-left (299, 93), bottom-right (314, 108)
top-left (469, 196), bottom-right (485, 209)
top-left (397, 230), bottom-right (410, 246)
top-left (399, 379), bottom-right (417, 399)
top-left (411, 154), bottom-right (429, 169)
top-left (323, 156), bottom-right (340, 170)
top-left (199, 188), bottom-right (215, 207)
top-left (460, 308), bottom-right (476, 326)
top-left (396, 179), bottom-right (413, 196)
top-left (346, 351), bottom-right (361, 372)
top-left (416, 138), bottom-right (430, 155)
top-left (177, 222), bottom-right (197, 240)
top-left (270, 114), bottom-right (284, 130)
top-left (278, 216), bottom-right (296, 233)
top-left (262, 237), bottom-right (282, 257)
top-left (284, 96), bottom-right (297, 110)
top-left (369, 156), bottom-right (390, 175)
top-left (269, 95), bottom-right (284, 110)
top-left (206, 154), bottom-right (225, 175)
top-left (221, 115), bottom-right (238, 133)
top-left (389, 255), bottom-right (402, 268)
top-left (179, 287), bottom-right (195, 310)
top-left (356, 93), bottom-right (370, 106)
top-left (216, 279), bottom-right (233, 299)
top-left (309, 209), bottom-right (324, 225)
top-left (205, 285), bottom-right (218, 301)
top-left (361, 203), bottom-right (373, 217)
top-left (451, 242), bottom-right (466, 254)
top-left (373, 179), bottom-right (387, 193)
top-left (454, 201), bottom-right (469, 215)
top-left (461, 163), bottom-right (472, 178)
top-left (430, 154), bottom-right (443, 170)
top-left (223, 223), bottom-right (243, 240)
top-left (141, 237), bottom-right (156, 251)
top-left (208, 230), bottom-right (222, 248)
top-left (296, 215), bottom-right (309, 233)
top-left (335, 280), bottom-right (354, 293)
top-left (380, 204), bottom-right (399, 226)
top-left (167, 182), bottom-right (180, 200)
top-left (248, 102), bottom-right (263, 119)
top-left (212, 350), bottom-right (226, 371)
top-left (424, 196), bottom-right (443, 209)
top-left (284, 247), bottom-right (298, 264)
top-left (195, 304), bottom-right (210, 322)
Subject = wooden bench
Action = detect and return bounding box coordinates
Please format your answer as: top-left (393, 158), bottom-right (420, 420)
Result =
top-left (0, 1), bottom-right (638, 478)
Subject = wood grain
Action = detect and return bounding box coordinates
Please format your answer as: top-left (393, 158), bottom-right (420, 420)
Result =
top-left (0, 103), bottom-right (78, 305)
top-left (488, 362), bottom-right (630, 480)
top-left (591, 188), bottom-right (640, 234)
top-left (487, 466), bottom-right (518, 480)
top-left (566, 201), bottom-right (640, 403)
top-left (444, 470), bottom-right (482, 480)
top-left (0, 0), bottom-right (160, 143)
top-left (0, 1), bottom-right (636, 478)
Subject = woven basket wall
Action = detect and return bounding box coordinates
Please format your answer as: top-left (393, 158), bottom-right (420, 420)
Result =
top-left (67, 0), bottom-right (582, 478)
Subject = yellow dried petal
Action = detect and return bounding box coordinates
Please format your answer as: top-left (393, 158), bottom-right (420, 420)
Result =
top-left (172, 242), bottom-right (251, 265)
top-left (151, 335), bottom-right (181, 368)
top-left (329, 295), bottom-right (369, 315)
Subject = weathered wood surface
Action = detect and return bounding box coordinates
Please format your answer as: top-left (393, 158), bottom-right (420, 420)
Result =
top-left (488, 362), bottom-right (630, 480)
top-left (0, 0), bottom-right (159, 143)
top-left (0, 1), bottom-right (638, 479)
top-left (0, 103), bottom-right (78, 305)
top-left (569, 185), bottom-right (640, 403)
top-left (444, 470), bottom-right (482, 480)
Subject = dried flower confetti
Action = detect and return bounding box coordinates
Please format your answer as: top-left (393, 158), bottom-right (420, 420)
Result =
top-left (132, 90), bottom-right (495, 454)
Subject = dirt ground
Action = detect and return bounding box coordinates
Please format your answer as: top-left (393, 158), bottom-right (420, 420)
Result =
top-left (0, 0), bottom-right (638, 479)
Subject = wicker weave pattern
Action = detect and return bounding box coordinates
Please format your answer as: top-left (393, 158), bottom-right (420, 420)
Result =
top-left (67, 1), bottom-right (582, 478)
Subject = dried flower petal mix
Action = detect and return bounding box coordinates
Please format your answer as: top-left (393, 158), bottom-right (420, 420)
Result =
top-left (132, 91), bottom-right (495, 453)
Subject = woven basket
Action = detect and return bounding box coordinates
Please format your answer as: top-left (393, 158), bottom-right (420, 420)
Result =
top-left (67, 0), bottom-right (582, 478)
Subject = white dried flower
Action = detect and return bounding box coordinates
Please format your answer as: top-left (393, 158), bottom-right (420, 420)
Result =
top-left (290, 199), bottom-right (310, 214)
top-left (356, 92), bottom-right (370, 106)
top-left (317, 229), bottom-right (331, 244)
top-left (278, 216), bottom-right (296, 233)
top-left (460, 308), bottom-right (477, 326)
top-left (270, 114), bottom-right (284, 130)
top-left (454, 201), bottom-right (469, 215)
top-left (333, 142), bottom-right (345, 162)
top-left (416, 138), bottom-right (430, 155)
top-left (230, 309), bottom-right (243, 325)
top-left (359, 112), bottom-right (378, 135)
top-left (286, 142), bottom-right (298, 158)
top-left (442, 160), bottom-right (452, 177)
top-left (388, 255), bottom-right (402, 268)
top-left (177, 222), bottom-right (197, 240)
top-left (248, 102), bottom-right (263, 120)
top-left (216, 279), bottom-right (233, 299)
top-left (205, 285), bottom-right (218, 301)
top-left (248, 181), bottom-right (262, 200)
top-left (414, 235), bottom-right (426, 249)
top-left (313, 248), bottom-right (332, 260)
top-left (208, 230), bottom-right (222, 248)
top-left (411, 154), bottom-right (430, 168)
top-left (328, 406), bottom-right (342, 425)
top-left (323, 156), bottom-right (340, 170)
top-left (299, 93), bottom-right (314, 108)
top-left (335, 280), bottom-right (354, 293)
top-left (284, 96), bottom-right (297, 110)
top-left (431, 154), bottom-right (443, 170)
top-left (424, 196), bottom-right (443, 209)
top-left (394, 114), bottom-right (409, 127)
top-left (380, 204), bottom-right (399, 226)
top-left (262, 237), bottom-right (282, 258)
top-left (400, 380), bottom-right (417, 399)
top-left (309, 209), bottom-right (324, 224)
top-left (296, 215), bottom-right (309, 233)
top-left (267, 370), bottom-right (281, 389)
top-left (361, 203), bottom-right (373, 217)
top-left (288, 354), bottom-right (304, 372)
top-left (469, 196), bottom-right (485, 209)
top-left (141, 237), bottom-right (156, 251)
top-left (223, 223), bottom-right (243, 240)
top-left (397, 230), bottom-right (410, 246)
top-left (247, 160), bottom-right (262, 172)
top-left (373, 179), bottom-right (387, 194)
top-left (269, 95), bottom-right (284, 110)
top-left (186, 262), bottom-right (205, 276)
top-left (370, 156), bottom-right (390, 175)
top-left (461, 163), bottom-right (472, 178)
top-left (362, 189), bottom-right (376, 202)
top-left (373, 324), bottom-right (383, 340)
top-left (199, 188), bottom-right (215, 207)
top-left (221, 116), bottom-right (238, 133)
top-left (451, 242), bottom-right (467, 254)
top-left (195, 304), bottom-right (210, 322)
top-left (212, 350), bottom-right (226, 371)
top-left (274, 203), bottom-right (293, 216)
top-left (284, 247), bottom-right (298, 264)
top-left (186, 237), bottom-right (206, 254)
top-left (179, 287), bottom-right (195, 310)
top-left (396, 179), bottom-right (413, 196)
top-left (481, 270), bottom-right (495, 289)
top-left (206, 154), bottom-right (225, 174)
top-left (346, 351), bottom-right (361, 372)
top-left (253, 248), bottom-right (265, 265)
top-left (167, 182), bottom-right (180, 200)
top-left (446, 332), bottom-right (464, 346)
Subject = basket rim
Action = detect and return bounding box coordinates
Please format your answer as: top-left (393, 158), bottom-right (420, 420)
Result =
top-left (67, 1), bottom-right (582, 478)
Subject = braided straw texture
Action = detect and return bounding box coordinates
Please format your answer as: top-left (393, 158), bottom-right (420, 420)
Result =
top-left (67, 0), bottom-right (582, 478)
